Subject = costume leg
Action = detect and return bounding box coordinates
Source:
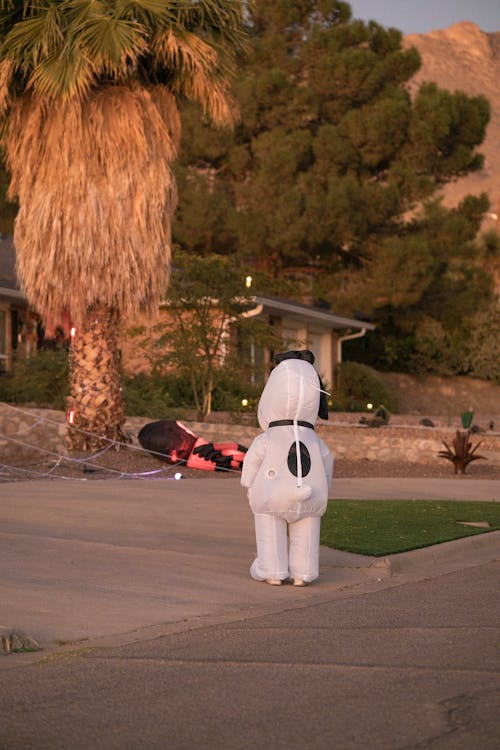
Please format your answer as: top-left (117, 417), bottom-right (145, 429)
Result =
top-left (288, 516), bottom-right (321, 583)
top-left (250, 513), bottom-right (289, 581)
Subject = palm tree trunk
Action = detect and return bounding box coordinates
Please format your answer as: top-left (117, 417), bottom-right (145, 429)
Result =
top-left (66, 305), bottom-right (127, 451)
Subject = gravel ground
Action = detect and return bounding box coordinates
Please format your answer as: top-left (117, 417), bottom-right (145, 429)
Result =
top-left (2, 445), bottom-right (499, 482)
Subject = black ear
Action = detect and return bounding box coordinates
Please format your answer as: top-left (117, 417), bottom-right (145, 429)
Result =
top-left (318, 375), bottom-right (329, 420)
top-left (274, 349), bottom-right (315, 365)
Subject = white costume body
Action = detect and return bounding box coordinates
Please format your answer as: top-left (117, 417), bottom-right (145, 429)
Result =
top-left (241, 358), bottom-right (334, 583)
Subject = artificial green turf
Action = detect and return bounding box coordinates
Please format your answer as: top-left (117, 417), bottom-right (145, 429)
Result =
top-left (320, 500), bottom-right (500, 556)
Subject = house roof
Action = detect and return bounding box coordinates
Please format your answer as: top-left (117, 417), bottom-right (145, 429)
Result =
top-left (0, 238), bottom-right (375, 330)
top-left (255, 295), bottom-right (375, 331)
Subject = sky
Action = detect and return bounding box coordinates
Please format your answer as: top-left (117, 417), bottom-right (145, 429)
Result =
top-left (349, 0), bottom-right (500, 34)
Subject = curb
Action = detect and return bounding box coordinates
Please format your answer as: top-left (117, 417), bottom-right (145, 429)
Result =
top-left (379, 529), bottom-right (500, 575)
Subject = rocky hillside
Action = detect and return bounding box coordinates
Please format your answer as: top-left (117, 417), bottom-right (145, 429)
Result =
top-left (403, 22), bottom-right (500, 233)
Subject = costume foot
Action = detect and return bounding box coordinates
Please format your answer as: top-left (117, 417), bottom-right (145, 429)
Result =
top-left (293, 578), bottom-right (308, 587)
top-left (265, 579), bottom-right (282, 586)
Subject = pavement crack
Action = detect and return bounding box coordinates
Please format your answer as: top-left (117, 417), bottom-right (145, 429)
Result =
top-left (395, 687), bottom-right (500, 750)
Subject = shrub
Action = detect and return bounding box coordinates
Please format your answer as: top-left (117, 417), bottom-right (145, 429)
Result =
top-left (0, 351), bottom-right (263, 420)
top-left (122, 368), bottom-right (263, 419)
top-left (333, 361), bottom-right (398, 413)
top-left (209, 368), bottom-right (262, 414)
top-left (122, 371), bottom-right (195, 419)
top-left (0, 349), bottom-right (69, 409)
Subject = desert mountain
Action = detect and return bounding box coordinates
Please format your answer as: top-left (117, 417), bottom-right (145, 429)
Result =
top-left (403, 22), bottom-right (500, 232)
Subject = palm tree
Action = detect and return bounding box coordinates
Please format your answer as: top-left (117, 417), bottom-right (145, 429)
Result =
top-left (0, 0), bottom-right (244, 449)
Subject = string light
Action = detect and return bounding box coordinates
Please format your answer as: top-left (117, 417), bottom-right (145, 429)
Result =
top-left (245, 275), bottom-right (252, 288)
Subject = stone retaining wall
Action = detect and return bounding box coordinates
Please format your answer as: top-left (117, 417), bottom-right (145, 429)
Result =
top-left (1, 404), bottom-right (499, 467)
top-left (174, 419), bottom-right (500, 467)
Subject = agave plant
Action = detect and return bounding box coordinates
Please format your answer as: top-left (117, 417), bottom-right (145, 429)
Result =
top-left (0, 0), bottom-right (245, 449)
top-left (438, 430), bottom-right (486, 475)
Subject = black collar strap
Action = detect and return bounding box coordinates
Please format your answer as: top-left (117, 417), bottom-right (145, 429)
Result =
top-left (269, 420), bottom-right (314, 430)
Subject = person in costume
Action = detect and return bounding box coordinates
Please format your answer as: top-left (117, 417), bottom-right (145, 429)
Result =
top-left (241, 350), bottom-right (334, 586)
top-left (138, 419), bottom-right (247, 472)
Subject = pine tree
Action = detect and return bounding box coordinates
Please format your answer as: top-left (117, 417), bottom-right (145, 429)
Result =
top-left (173, 1), bottom-right (496, 374)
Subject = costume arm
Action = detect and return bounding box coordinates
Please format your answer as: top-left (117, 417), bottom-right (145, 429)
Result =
top-left (212, 442), bottom-right (247, 469)
top-left (240, 434), bottom-right (267, 488)
top-left (191, 441), bottom-right (247, 471)
top-left (187, 438), bottom-right (216, 471)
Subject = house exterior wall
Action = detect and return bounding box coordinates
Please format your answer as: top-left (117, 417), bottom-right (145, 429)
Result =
top-left (120, 307), bottom-right (343, 388)
top-left (279, 319), bottom-right (335, 386)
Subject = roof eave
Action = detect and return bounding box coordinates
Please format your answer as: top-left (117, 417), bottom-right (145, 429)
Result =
top-left (254, 295), bottom-right (375, 331)
top-left (0, 286), bottom-right (27, 303)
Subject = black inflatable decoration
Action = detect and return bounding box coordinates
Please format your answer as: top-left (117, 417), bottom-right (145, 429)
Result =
top-left (138, 420), bottom-right (247, 472)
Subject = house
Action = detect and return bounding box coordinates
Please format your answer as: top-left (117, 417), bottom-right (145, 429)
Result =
top-left (0, 235), bottom-right (375, 383)
top-left (244, 295), bottom-right (375, 388)
top-left (120, 293), bottom-right (375, 389)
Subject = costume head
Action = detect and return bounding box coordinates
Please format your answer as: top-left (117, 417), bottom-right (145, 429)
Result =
top-left (138, 420), bottom-right (197, 463)
top-left (257, 350), bottom-right (329, 431)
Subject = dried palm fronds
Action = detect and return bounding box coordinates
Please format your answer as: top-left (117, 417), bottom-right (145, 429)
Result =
top-left (4, 84), bottom-right (178, 326)
top-left (148, 85), bottom-right (182, 152)
top-left (0, 58), bottom-right (14, 119)
top-left (152, 29), bottom-right (239, 127)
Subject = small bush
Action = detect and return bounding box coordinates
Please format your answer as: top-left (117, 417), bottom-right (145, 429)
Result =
top-left (0, 350), bottom-right (69, 409)
top-left (122, 371), bottom-right (195, 419)
top-left (209, 369), bottom-right (263, 414)
top-left (122, 368), bottom-right (263, 419)
top-left (333, 361), bottom-right (398, 413)
top-left (0, 352), bottom-right (263, 420)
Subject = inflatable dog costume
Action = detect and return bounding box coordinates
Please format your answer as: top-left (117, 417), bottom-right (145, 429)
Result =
top-left (241, 350), bottom-right (333, 586)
